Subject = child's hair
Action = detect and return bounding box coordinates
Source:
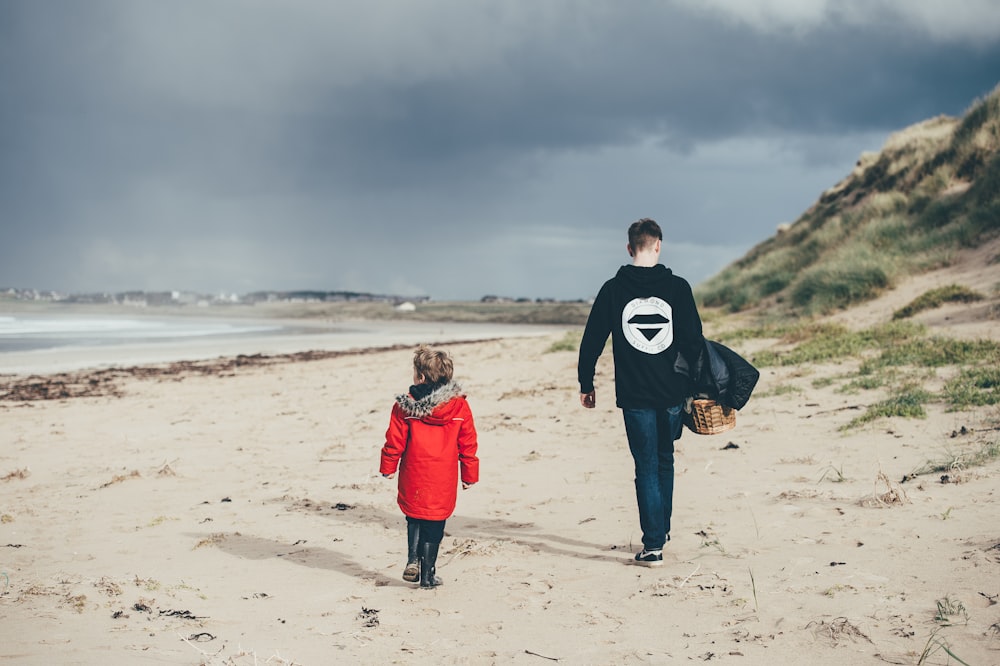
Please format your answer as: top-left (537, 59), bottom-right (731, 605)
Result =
top-left (413, 345), bottom-right (454, 384)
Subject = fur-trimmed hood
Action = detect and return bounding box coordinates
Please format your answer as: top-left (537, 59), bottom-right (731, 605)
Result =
top-left (394, 381), bottom-right (465, 421)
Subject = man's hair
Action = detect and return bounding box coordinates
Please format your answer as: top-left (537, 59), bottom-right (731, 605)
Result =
top-left (627, 218), bottom-right (662, 252)
top-left (413, 345), bottom-right (454, 384)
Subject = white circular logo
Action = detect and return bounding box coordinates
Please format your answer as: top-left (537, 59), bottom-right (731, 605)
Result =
top-left (621, 297), bottom-right (673, 354)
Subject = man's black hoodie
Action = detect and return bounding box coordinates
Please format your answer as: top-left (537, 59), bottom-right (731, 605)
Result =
top-left (578, 264), bottom-right (703, 409)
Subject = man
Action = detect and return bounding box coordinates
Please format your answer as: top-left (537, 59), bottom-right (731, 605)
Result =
top-left (578, 218), bottom-right (703, 566)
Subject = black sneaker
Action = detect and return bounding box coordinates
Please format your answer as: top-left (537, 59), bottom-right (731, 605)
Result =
top-left (634, 549), bottom-right (663, 566)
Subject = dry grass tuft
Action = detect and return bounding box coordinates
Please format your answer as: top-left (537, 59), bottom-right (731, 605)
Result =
top-left (64, 593), bottom-right (88, 613)
top-left (193, 533), bottom-right (229, 550)
top-left (94, 577), bottom-right (123, 597)
top-left (934, 595), bottom-right (969, 626)
top-left (807, 617), bottom-right (873, 646)
top-left (99, 469), bottom-right (141, 489)
top-left (1, 468), bottom-right (30, 481)
top-left (859, 471), bottom-right (909, 508)
top-left (775, 489), bottom-right (824, 500)
top-left (19, 583), bottom-right (60, 599)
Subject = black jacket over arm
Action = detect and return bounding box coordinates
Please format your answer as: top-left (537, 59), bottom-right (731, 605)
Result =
top-left (674, 338), bottom-right (760, 410)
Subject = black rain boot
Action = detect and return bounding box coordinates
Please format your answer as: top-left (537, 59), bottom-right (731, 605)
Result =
top-left (403, 522), bottom-right (420, 582)
top-left (419, 541), bottom-right (443, 588)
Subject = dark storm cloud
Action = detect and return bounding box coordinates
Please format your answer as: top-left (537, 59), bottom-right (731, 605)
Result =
top-left (289, 10), bottom-right (995, 171)
top-left (1, 1), bottom-right (999, 299)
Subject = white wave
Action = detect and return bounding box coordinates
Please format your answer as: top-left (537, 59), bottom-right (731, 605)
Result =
top-left (0, 316), bottom-right (278, 340)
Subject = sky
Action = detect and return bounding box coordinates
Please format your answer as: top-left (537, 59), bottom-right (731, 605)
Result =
top-left (2, 1), bottom-right (1000, 301)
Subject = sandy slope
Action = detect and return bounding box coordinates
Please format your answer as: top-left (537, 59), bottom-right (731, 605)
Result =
top-left (1, 300), bottom-right (999, 664)
top-left (827, 236), bottom-right (1000, 336)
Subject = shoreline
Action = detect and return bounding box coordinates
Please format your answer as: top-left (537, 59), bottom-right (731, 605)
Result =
top-left (0, 315), bottom-right (568, 376)
top-left (0, 338), bottom-right (501, 401)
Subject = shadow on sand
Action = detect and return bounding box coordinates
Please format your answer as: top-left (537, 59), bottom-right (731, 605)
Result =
top-left (190, 495), bottom-right (626, 582)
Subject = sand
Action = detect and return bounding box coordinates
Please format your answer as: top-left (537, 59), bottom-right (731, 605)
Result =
top-left (1, 316), bottom-right (999, 664)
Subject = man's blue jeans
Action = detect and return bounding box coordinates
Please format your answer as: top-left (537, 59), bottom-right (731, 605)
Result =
top-left (622, 406), bottom-right (683, 551)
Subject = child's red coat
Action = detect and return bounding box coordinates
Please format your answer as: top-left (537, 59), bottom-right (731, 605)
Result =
top-left (380, 383), bottom-right (479, 521)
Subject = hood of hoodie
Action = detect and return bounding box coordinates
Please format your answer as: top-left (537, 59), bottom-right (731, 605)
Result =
top-left (395, 381), bottom-right (465, 424)
top-left (615, 263), bottom-right (675, 291)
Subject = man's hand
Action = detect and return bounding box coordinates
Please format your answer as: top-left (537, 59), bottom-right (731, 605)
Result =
top-left (580, 391), bottom-right (596, 409)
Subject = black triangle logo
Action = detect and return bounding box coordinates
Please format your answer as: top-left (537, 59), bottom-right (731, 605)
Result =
top-left (640, 328), bottom-right (661, 342)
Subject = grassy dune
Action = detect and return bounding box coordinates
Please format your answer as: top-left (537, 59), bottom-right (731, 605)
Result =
top-left (698, 84), bottom-right (1000, 316)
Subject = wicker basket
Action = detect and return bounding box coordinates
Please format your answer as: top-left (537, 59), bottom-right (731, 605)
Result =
top-left (684, 398), bottom-right (736, 435)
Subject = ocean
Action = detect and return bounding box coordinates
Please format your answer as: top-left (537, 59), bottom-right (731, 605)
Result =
top-left (0, 312), bottom-right (558, 375)
top-left (0, 314), bottom-right (282, 353)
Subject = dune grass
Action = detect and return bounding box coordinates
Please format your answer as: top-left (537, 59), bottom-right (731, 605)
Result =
top-left (942, 366), bottom-right (1000, 409)
top-left (893, 284), bottom-right (985, 319)
top-left (934, 595), bottom-right (969, 626)
top-left (747, 320), bottom-right (924, 368)
top-left (836, 372), bottom-right (897, 394)
top-left (859, 336), bottom-right (1000, 373)
top-left (841, 385), bottom-right (932, 430)
top-left (544, 330), bottom-right (581, 353)
top-left (721, 314), bottom-right (998, 428)
top-left (790, 252), bottom-right (893, 314)
top-left (755, 383), bottom-right (801, 398)
top-left (916, 628), bottom-right (973, 666)
top-left (908, 441), bottom-right (1000, 479)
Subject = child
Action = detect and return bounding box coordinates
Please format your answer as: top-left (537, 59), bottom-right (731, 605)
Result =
top-left (380, 346), bottom-right (479, 588)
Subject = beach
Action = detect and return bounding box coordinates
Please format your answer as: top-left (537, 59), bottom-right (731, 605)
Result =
top-left (2, 314), bottom-right (999, 664)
